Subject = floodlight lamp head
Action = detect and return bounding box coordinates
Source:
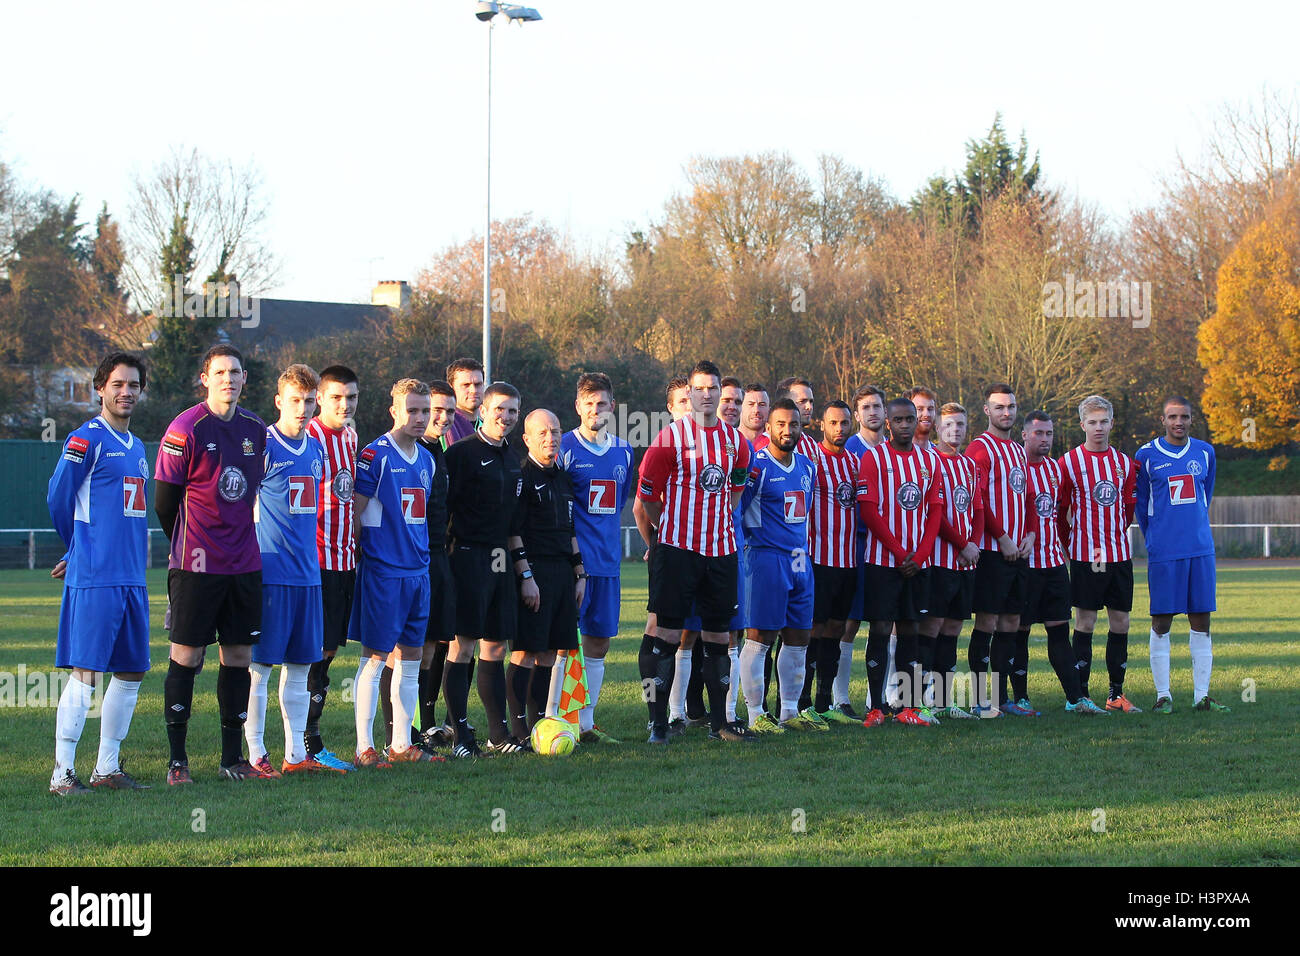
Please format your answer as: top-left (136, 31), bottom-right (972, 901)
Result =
top-left (475, 2), bottom-right (500, 22)
top-left (500, 4), bottom-right (542, 22)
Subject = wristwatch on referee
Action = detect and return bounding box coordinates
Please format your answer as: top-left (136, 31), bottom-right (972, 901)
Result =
top-left (518, 568), bottom-right (534, 582)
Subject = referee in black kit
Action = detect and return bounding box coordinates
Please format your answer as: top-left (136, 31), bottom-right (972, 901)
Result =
top-left (507, 409), bottom-right (587, 749)
top-left (443, 381), bottom-right (525, 757)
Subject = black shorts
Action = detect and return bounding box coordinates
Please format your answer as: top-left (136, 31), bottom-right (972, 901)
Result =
top-left (927, 567), bottom-right (975, 621)
top-left (648, 544), bottom-right (738, 633)
top-left (1024, 564), bottom-right (1071, 624)
top-left (860, 564), bottom-right (931, 623)
top-left (320, 568), bottom-right (356, 652)
top-left (425, 550), bottom-right (457, 644)
top-left (451, 544), bottom-right (517, 642)
top-left (973, 551), bottom-right (1028, 615)
top-left (1070, 558), bottom-right (1134, 612)
top-left (514, 558), bottom-right (579, 653)
top-left (168, 569), bottom-right (262, 648)
top-left (812, 564), bottom-right (857, 624)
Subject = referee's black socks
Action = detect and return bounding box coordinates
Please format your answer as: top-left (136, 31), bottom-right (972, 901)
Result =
top-left (478, 659), bottom-right (510, 746)
top-left (164, 658), bottom-right (198, 765)
top-left (505, 663), bottom-right (532, 741)
top-left (529, 664), bottom-right (552, 729)
top-left (443, 660), bottom-right (472, 744)
top-left (1105, 630), bottom-right (1129, 698)
top-left (216, 663), bottom-right (250, 768)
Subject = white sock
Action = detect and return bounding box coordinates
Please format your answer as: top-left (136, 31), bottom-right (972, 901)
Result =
top-left (834, 640), bottom-right (854, 706)
top-left (670, 646), bottom-right (691, 721)
top-left (740, 640), bottom-right (767, 725)
top-left (94, 677), bottom-right (140, 777)
top-left (579, 655), bottom-right (605, 732)
top-left (547, 653), bottom-right (566, 718)
top-left (1149, 630), bottom-right (1171, 700)
top-left (245, 662), bottom-right (272, 761)
top-left (54, 675), bottom-right (95, 781)
top-left (726, 645), bottom-right (740, 722)
top-left (280, 664), bottom-right (310, 764)
top-left (777, 643), bottom-right (807, 722)
top-left (391, 658), bottom-right (420, 751)
top-left (1189, 629), bottom-right (1213, 702)
top-left (354, 657), bottom-right (384, 753)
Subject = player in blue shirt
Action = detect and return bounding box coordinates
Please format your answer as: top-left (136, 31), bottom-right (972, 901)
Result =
top-left (46, 353), bottom-right (151, 795)
top-left (349, 379), bottom-right (443, 766)
top-left (247, 365), bottom-right (339, 777)
top-left (1135, 395), bottom-right (1228, 713)
top-left (739, 399), bottom-right (818, 734)
top-left (556, 373), bottom-right (634, 744)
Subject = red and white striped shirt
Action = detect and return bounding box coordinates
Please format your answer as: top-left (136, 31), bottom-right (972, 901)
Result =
top-left (967, 432), bottom-right (1030, 550)
top-left (856, 443), bottom-right (942, 567)
top-left (637, 416), bottom-right (751, 557)
top-left (1057, 445), bottom-right (1136, 563)
top-left (307, 418), bottom-right (357, 571)
top-left (807, 441), bottom-right (860, 568)
top-left (1025, 458), bottom-right (1067, 569)
top-left (933, 451), bottom-right (983, 571)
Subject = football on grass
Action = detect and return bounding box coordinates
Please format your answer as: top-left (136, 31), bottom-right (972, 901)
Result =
top-left (530, 717), bottom-right (577, 755)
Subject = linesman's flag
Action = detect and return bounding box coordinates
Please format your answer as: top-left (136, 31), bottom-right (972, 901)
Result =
top-left (555, 634), bottom-right (590, 725)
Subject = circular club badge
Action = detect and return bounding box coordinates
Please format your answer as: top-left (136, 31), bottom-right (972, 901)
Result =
top-left (1009, 466), bottom-right (1027, 495)
top-left (312, 457), bottom-right (323, 480)
top-left (1035, 492), bottom-right (1054, 518)
top-left (217, 465), bottom-right (249, 502)
top-left (333, 469), bottom-right (354, 501)
top-left (896, 481), bottom-right (922, 511)
top-left (698, 463), bottom-right (726, 493)
top-left (835, 480), bottom-right (855, 508)
top-left (952, 485), bottom-right (971, 514)
top-left (1091, 479), bottom-right (1118, 507)
top-left (1189, 459), bottom-right (1202, 476)
top-left (138, 457), bottom-right (149, 478)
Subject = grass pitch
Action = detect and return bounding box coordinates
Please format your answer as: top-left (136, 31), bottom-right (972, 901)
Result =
top-left (1, 563), bottom-right (1297, 866)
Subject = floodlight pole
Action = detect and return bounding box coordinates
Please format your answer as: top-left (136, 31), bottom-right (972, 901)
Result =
top-left (483, 15), bottom-right (494, 384)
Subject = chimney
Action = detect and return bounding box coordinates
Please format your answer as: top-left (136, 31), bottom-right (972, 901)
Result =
top-left (372, 279), bottom-right (411, 311)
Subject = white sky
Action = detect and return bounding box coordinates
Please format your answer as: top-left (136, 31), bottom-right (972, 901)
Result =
top-left (2, 1), bottom-right (1297, 303)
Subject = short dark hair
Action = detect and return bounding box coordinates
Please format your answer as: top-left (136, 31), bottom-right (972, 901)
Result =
top-left (446, 357), bottom-right (484, 383)
top-left (319, 365), bottom-right (358, 388)
top-left (984, 382), bottom-right (1015, 399)
top-left (93, 352), bottom-right (147, 392)
top-left (822, 400), bottom-right (851, 417)
top-left (1162, 394), bottom-right (1193, 413)
top-left (483, 381), bottom-right (520, 404)
top-left (887, 397), bottom-right (917, 414)
top-left (201, 344), bottom-right (243, 374)
top-left (429, 380), bottom-right (456, 399)
top-left (852, 384), bottom-right (885, 408)
top-left (577, 372), bottom-right (614, 398)
top-left (743, 382), bottom-right (767, 396)
top-left (1024, 410), bottom-right (1053, 426)
top-left (770, 398), bottom-right (799, 415)
top-left (690, 360), bottom-right (721, 382)
top-left (776, 376), bottom-right (812, 392)
top-left (720, 376), bottom-right (742, 391)
top-left (666, 377), bottom-right (689, 401)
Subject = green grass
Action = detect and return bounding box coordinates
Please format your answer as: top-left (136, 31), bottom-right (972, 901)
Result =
top-left (2, 563), bottom-right (1298, 866)
top-left (1214, 454), bottom-right (1300, 495)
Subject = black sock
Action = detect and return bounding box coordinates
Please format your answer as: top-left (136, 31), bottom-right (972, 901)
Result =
top-left (216, 663), bottom-right (251, 767)
top-left (305, 655), bottom-right (331, 754)
top-left (443, 660), bottom-right (472, 744)
top-left (762, 643), bottom-right (775, 713)
top-left (637, 634), bottom-right (659, 726)
top-left (529, 665), bottom-right (552, 729)
top-left (426, 642), bottom-right (447, 725)
top-left (1046, 623), bottom-right (1082, 703)
top-left (1011, 628), bottom-right (1030, 701)
top-left (968, 628), bottom-right (992, 708)
top-left (1072, 629), bottom-right (1094, 697)
top-left (991, 630), bottom-right (1016, 706)
top-left (865, 631), bottom-right (889, 713)
top-left (686, 640), bottom-right (707, 719)
top-left (164, 658), bottom-right (198, 765)
top-left (505, 663), bottom-right (532, 741)
top-left (799, 646), bottom-right (817, 711)
top-left (418, 664), bottom-right (437, 732)
top-left (478, 659), bottom-right (509, 745)
top-left (1106, 630), bottom-right (1128, 697)
top-left (895, 630), bottom-right (920, 709)
top-left (934, 634), bottom-right (958, 708)
top-left (917, 634), bottom-right (936, 709)
top-left (814, 637), bottom-right (840, 712)
top-left (699, 641), bottom-right (728, 732)
top-left (380, 665), bottom-right (395, 748)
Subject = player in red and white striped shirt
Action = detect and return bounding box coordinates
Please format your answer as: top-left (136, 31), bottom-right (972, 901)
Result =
top-left (806, 400), bottom-right (861, 722)
top-left (1057, 394), bottom-right (1140, 712)
top-left (302, 365), bottom-right (360, 770)
top-left (966, 383), bottom-right (1037, 715)
top-left (1018, 411), bottom-right (1106, 715)
top-left (856, 397), bottom-right (942, 727)
top-left (636, 361), bottom-right (754, 745)
top-left (922, 402), bottom-right (984, 719)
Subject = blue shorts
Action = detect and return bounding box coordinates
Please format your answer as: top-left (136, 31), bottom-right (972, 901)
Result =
top-left (579, 575), bottom-right (621, 639)
top-left (347, 564), bottom-right (430, 654)
top-left (1148, 555), bottom-right (1217, 616)
top-left (56, 585), bottom-right (150, 673)
top-left (683, 552), bottom-right (748, 632)
top-left (848, 534), bottom-right (869, 621)
top-left (256, 584), bottom-right (324, 666)
top-left (745, 546), bottom-right (814, 631)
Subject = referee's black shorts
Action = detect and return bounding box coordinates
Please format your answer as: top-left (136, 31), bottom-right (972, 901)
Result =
top-left (514, 557), bottom-right (579, 653)
top-left (1070, 558), bottom-right (1133, 612)
top-left (1024, 564), bottom-right (1071, 624)
top-left (425, 549), bottom-right (457, 644)
top-left (168, 568), bottom-right (262, 647)
top-left (648, 543), bottom-right (738, 633)
top-left (972, 550), bottom-right (1028, 615)
top-left (320, 567), bottom-right (355, 652)
top-left (812, 563), bottom-right (857, 624)
top-left (451, 543), bottom-right (517, 642)
top-left (927, 566), bottom-right (975, 621)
